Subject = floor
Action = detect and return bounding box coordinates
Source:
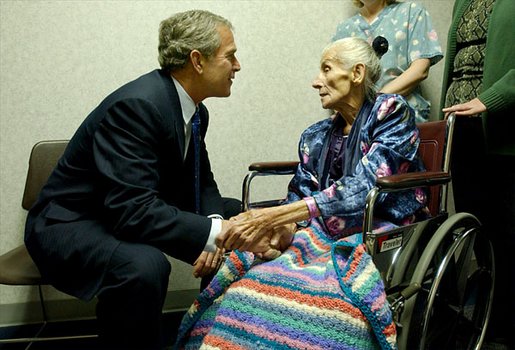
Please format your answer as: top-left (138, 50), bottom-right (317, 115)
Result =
top-left (0, 311), bottom-right (184, 350)
top-left (0, 312), bottom-right (510, 350)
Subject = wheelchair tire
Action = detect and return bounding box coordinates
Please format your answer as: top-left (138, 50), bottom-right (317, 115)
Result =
top-left (399, 212), bottom-right (495, 350)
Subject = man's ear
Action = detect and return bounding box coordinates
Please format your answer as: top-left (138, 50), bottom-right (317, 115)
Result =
top-left (190, 50), bottom-right (203, 74)
top-left (352, 63), bottom-right (366, 84)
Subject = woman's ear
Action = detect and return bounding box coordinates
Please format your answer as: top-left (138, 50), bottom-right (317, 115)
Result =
top-left (352, 63), bottom-right (366, 84)
top-left (190, 50), bottom-right (203, 74)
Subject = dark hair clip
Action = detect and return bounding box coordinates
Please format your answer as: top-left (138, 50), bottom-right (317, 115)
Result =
top-left (372, 36), bottom-right (388, 59)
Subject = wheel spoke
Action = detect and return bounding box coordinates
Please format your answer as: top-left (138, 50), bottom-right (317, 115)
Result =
top-left (404, 214), bottom-right (495, 350)
top-left (454, 231), bottom-right (477, 305)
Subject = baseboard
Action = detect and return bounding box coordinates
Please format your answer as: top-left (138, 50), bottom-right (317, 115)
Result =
top-left (0, 288), bottom-right (199, 327)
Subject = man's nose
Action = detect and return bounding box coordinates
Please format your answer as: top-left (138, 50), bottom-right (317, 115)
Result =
top-left (233, 57), bottom-right (241, 71)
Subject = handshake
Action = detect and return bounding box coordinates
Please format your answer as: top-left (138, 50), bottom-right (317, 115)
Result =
top-left (193, 207), bottom-right (296, 278)
top-left (218, 209), bottom-right (296, 259)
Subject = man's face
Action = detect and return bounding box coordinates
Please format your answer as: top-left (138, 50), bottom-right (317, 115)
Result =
top-left (202, 26), bottom-right (241, 98)
top-left (312, 48), bottom-right (353, 111)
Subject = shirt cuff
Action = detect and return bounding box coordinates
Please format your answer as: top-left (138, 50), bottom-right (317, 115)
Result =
top-left (207, 214), bottom-right (224, 220)
top-left (303, 196), bottom-right (321, 219)
top-left (203, 217), bottom-right (222, 252)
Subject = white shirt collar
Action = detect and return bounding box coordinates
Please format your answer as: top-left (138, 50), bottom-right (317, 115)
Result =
top-left (171, 76), bottom-right (198, 159)
top-left (171, 76), bottom-right (196, 125)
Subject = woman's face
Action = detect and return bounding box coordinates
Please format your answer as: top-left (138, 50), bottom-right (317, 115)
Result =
top-left (312, 48), bottom-right (354, 112)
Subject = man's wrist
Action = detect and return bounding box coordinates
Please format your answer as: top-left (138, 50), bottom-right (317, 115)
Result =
top-left (203, 217), bottom-right (222, 252)
top-left (208, 214), bottom-right (224, 220)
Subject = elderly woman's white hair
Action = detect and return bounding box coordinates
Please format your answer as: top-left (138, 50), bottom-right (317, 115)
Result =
top-left (351, 0), bottom-right (397, 8)
top-left (322, 37), bottom-right (382, 102)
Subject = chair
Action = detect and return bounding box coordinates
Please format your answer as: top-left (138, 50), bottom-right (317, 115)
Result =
top-left (1, 140), bottom-right (68, 286)
top-left (240, 114), bottom-right (495, 350)
top-left (0, 140), bottom-right (98, 345)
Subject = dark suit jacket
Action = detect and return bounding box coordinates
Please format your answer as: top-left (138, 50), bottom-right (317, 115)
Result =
top-left (24, 69), bottom-right (224, 299)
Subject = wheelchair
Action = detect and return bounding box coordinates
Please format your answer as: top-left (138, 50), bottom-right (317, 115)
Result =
top-left (240, 114), bottom-right (495, 350)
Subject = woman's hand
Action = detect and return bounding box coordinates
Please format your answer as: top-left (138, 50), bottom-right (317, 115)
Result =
top-left (217, 208), bottom-right (275, 252)
top-left (192, 247), bottom-right (225, 278)
top-left (216, 201), bottom-right (310, 253)
top-left (255, 223), bottom-right (296, 260)
top-left (442, 98), bottom-right (486, 118)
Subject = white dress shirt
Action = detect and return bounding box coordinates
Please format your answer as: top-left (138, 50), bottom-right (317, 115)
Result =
top-left (172, 77), bottom-right (221, 252)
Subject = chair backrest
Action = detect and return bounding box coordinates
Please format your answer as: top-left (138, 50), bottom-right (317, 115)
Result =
top-left (22, 140), bottom-right (69, 210)
top-left (0, 140), bottom-right (68, 285)
top-left (416, 115), bottom-right (455, 215)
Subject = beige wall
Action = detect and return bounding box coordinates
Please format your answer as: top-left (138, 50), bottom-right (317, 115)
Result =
top-left (0, 0), bottom-right (452, 318)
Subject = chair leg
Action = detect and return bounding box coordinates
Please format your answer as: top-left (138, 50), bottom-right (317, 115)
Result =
top-left (22, 285), bottom-right (48, 349)
top-left (37, 284), bottom-right (48, 322)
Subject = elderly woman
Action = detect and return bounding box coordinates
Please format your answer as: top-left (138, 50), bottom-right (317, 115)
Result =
top-left (333, 0), bottom-right (443, 123)
top-left (175, 37), bottom-right (428, 350)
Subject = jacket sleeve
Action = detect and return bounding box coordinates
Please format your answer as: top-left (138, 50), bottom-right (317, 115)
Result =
top-left (93, 97), bottom-right (211, 264)
top-left (479, 69), bottom-right (515, 113)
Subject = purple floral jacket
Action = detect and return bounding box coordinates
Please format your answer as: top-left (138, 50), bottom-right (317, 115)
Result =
top-left (287, 94), bottom-right (428, 238)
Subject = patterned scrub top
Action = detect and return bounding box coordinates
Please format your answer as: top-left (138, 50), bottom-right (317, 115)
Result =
top-left (333, 1), bottom-right (443, 122)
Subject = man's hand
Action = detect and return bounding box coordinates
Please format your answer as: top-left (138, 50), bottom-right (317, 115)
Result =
top-left (216, 208), bottom-right (274, 252)
top-left (216, 201), bottom-right (308, 255)
top-left (192, 247), bottom-right (224, 278)
top-left (216, 210), bottom-right (296, 258)
top-left (442, 98), bottom-right (487, 118)
top-left (255, 223), bottom-right (296, 260)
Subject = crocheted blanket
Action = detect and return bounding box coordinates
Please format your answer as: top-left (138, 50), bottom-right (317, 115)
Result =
top-left (174, 221), bottom-right (397, 350)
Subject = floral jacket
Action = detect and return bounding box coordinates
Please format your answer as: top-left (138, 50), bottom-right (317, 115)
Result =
top-left (287, 94), bottom-right (428, 238)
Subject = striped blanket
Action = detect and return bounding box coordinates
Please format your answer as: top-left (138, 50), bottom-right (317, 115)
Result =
top-left (174, 220), bottom-right (397, 349)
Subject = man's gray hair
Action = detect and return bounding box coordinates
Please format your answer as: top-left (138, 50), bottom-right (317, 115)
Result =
top-left (158, 10), bottom-right (233, 72)
top-left (323, 37), bottom-right (382, 102)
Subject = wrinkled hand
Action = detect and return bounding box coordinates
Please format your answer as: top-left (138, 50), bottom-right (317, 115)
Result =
top-left (255, 223), bottom-right (296, 260)
top-left (217, 209), bottom-right (296, 259)
top-left (442, 98), bottom-right (487, 118)
top-left (192, 247), bottom-right (225, 278)
top-left (216, 208), bottom-right (274, 252)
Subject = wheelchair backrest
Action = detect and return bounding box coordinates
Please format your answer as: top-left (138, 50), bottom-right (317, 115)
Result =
top-left (416, 115), bottom-right (455, 216)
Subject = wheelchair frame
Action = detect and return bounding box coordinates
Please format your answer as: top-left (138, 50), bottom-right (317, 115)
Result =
top-left (241, 114), bottom-right (495, 350)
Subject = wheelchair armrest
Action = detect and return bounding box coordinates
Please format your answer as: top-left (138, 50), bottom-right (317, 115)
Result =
top-left (248, 161), bottom-right (299, 174)
top-left (375, 171), bottom-right (451, 191)
top-left (243, 161), bottom-right (299, 211)
top-left (364, 171), bottom-right (451, 236)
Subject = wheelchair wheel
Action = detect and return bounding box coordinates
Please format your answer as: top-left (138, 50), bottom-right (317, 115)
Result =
top-left (401, 213), bottom-right (495, 350)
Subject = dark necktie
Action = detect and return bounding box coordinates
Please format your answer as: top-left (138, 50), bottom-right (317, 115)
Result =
top-left (192, 109), bottom-right (201, 214)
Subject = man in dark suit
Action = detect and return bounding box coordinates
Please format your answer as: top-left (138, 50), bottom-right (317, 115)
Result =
top-left (24, 10), bottom-right (241, 350)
